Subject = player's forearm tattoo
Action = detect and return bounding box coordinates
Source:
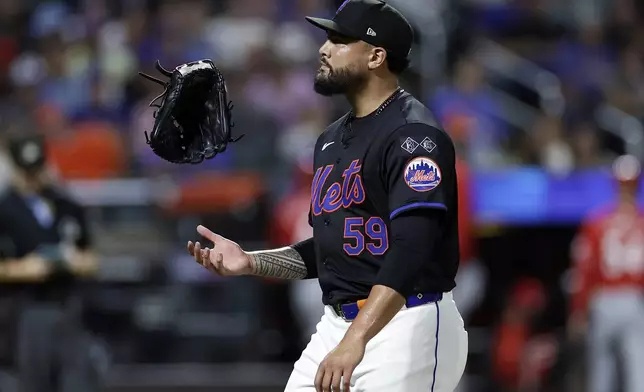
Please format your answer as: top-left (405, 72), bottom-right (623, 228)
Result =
top-left (248, 247), bottom-right (307, 280)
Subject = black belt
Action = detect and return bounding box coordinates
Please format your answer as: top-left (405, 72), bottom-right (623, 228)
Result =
top-left (332, 292), bottom-right (443, 321)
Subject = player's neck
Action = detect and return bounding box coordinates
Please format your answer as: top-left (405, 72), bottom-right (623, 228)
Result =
top-left (12, 174), bottom-right (42, 195)
top-left (347, 78), bottom-right (400, 118)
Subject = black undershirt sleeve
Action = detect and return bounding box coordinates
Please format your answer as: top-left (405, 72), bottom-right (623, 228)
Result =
top-left (292, 237), bottom-right (318, 279)
top-left (374, 209), bottom-right (444, 296)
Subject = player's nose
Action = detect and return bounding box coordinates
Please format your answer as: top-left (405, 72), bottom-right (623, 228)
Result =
top-left (319, 40), bottom-right (332, 57)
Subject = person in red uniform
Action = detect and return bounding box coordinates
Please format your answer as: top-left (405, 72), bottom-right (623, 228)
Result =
top-left (456, 159), bottom-right (475, 265)
top-left (568, 154), bottom-right (644, 392)
top-left (452, 157), bottom-right (486, 323)
top-left (492, 278), bottom-right (558, 392)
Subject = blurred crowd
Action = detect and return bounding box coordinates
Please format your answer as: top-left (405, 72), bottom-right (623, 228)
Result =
top-left (0, 0), bottom-right (644, 391)
top-left (441, 0), bottom-right (644, 172)
top-left (1, 0), bottom-right (643, 181)
top-left (0, 0), bottom-right (338, 196)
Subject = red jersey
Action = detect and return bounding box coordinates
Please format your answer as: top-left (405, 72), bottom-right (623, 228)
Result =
top-left (570, 204), bottom-right (644, 315)
top-left (456, 158), bottom-right (475, 263)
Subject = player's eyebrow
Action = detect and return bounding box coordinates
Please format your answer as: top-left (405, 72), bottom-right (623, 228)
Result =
top-left (327, 31), bottom-right (359, 44)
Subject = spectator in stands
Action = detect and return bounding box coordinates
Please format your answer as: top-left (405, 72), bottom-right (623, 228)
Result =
top-left (33, 26), bottom-right (93, 118)
top-left (604, 42), bottom-right (644, 119)
top-left (136, 0), bottom-right (213, 70)
top-left (470, 0), bottom-right (563, 56)
top-left (521, 114), bottom-right (574, 175)
top-left (430, 51), bottom-right (507, 168)
top-left (68, 73), bottom-right (126, 126)
top-left (1, 53), bottom-right (45, 126)
top-left (242, 47), bottom-right (326, 131)
top-left (569, 121), bottom-right (614, 169)
top-left (0, 131), bottom-right (105, 392)
top-left (545, 22), bottom-right (616, 115)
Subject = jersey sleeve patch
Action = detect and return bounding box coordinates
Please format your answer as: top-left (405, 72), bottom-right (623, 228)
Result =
top-left (403, 157), bottom-right (442, 192)
top-left (419, 137), bottom-right (436, 153)
top-left (400, 137), bottom-right (419, 154)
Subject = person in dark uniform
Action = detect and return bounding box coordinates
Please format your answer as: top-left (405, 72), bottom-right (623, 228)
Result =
top-left (188, 1), bottom-right (468, 391)
top-left (0, 132), bottom-right (104, 392)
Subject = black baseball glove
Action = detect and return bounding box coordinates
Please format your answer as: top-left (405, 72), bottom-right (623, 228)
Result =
top-left (138, 59), bottom-right (243, 164)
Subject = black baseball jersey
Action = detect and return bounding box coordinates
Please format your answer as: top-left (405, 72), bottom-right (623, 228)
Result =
top-left (0, 185), bottom-right (92, 300)
top-left (309, 90), bottom-right (459, 305)
top-left (0, 186), bottom-right (91, 259)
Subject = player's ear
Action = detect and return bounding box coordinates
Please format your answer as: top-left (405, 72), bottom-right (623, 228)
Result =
top-left (366, 46), bottom-right (387, 70)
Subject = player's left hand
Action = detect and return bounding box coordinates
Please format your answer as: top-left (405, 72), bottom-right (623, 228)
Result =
top-left (314, 335), bottom-right (365, 392)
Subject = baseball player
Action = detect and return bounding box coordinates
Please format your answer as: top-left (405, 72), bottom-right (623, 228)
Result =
top-left (569, 154), bottom-right (644, 392)
top-left (188, 1), bottom-right (468, 391)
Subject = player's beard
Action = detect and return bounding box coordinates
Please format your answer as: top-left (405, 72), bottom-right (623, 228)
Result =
top-left (313, 63), bottom-right (367, 96)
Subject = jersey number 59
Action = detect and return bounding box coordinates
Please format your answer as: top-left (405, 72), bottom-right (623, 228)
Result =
top-left (343, 217), bottom-right (389, 256)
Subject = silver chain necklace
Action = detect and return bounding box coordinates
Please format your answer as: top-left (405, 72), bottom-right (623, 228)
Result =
top-left (346, 87), bottom-right (405, 124)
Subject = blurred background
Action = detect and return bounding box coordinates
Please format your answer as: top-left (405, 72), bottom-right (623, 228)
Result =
top-left (0, 0), bottom-right (643, 391)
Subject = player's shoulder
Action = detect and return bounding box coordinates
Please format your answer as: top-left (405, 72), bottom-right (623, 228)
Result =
top-left (582, 204), bottom-right (618, 227)
top-left (380, 96), bottom-right (454, 162)
top-left (386, 93), bottom-right (451, 144)
top-left (398, 93), bottom-right (442, 129)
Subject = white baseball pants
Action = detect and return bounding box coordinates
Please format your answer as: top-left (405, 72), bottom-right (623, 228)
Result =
top-left (284, 291), bottom-right (468, 392)
top-left (587, 288), bottom-right (644, 392)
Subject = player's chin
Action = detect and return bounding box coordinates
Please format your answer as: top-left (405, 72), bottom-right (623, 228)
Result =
top-left (313, 76), bottom-right (342, 96)
top-left (313, 82), bottom-right (338, 96)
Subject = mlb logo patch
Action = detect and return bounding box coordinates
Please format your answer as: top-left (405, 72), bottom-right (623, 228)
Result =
top-left (404, 157), bottom-right (441, 192)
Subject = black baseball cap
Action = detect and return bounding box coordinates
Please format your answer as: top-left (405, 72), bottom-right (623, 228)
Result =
top-left (7, 133), bottom-right (47, 172)
top-left (305, 0), bottom-right (413, 58)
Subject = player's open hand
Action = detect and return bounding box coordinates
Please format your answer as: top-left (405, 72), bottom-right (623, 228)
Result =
top-left (315, 336), bottom-right (365, 392)
top-left (187, 225), bottom-right (252, 276)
